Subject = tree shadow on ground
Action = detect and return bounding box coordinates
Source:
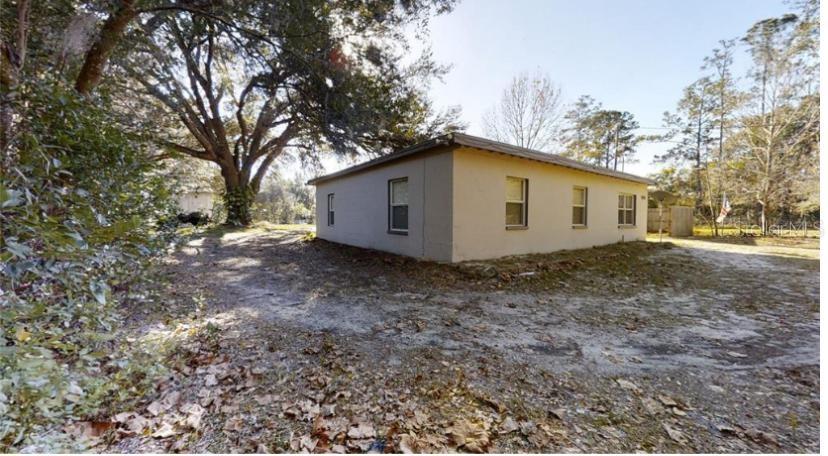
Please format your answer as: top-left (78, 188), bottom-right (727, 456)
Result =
top-left (112, 226), bottom-right (820, 454)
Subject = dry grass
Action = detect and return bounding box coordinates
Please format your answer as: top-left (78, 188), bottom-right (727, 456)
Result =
top-left (453, 241), bottom-right (714, 296)
top-left (649, 232), bottom-right (820, 250)
top-left (691, 225), bottom-right (820, 240)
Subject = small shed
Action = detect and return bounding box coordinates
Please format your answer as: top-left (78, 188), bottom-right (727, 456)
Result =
top-left (177, 191), bottom-right (217, 213)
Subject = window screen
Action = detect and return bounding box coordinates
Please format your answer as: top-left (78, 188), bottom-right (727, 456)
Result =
top-left (572, 187), bottom-right (587, 226)
top-left (506, 177), bottom-right (527, 227)
top-left (389, 178), bottom-right (409, 232)
top-left (618, 194), bottom-right (636, 225)
top-left (327, 194), bottom-right (334, 226)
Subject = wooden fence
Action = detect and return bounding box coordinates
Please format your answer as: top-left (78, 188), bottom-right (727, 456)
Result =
top-left (649, 205), bottom-right (819, 238)
top-left (670, 206), bottom-right (694, 237)
top-left (647, 206), bottom-right (694, 237)
top-left (647, 208), bottom-right (669, 232)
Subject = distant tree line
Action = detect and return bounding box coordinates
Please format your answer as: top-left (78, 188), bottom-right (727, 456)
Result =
top-left (162, 157), bottom-right (315, 224)
top-left (652, 0), bottom-right (818, 235)
top-left (252, 172), bottom-right (315, 225)
top-left (483, 0), bottom-right (818, 236)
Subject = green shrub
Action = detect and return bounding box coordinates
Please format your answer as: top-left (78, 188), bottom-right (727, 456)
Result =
top-left (0, 82), bottom-right (177, 450)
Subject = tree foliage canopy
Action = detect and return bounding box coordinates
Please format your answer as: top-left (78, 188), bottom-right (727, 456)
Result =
top-left (562, 95), bottom-right (641, 171)
top-left (0, 0), bottom-right (460, 448)
top-left (114, 0), bottom-right (461, 224)
top-left (651, 0), bottom-right (819, 233)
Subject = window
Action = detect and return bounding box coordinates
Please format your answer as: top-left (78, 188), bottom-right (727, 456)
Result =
top-left (618, 194), bottom-right (636, 225)
top-left (389, 178), bottom-right (408, 233)
top-left (572, 187), bottom-right (587, 226)
top-left (505, 177), bottom-right (528, 228)
top-left (327, 193), bottom-right (335, 226)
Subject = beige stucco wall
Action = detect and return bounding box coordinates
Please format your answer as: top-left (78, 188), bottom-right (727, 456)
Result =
top-left (314, 147), bottom-right (454, 262)
top-left (177, 192), bottom-right (216, 213)
top-left (314, 146), bottom-right (648, 262)
top-left (450, 147), bottom-right (648, 262)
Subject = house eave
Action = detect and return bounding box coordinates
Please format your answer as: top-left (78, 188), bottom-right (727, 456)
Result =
top-left (307, 133), bottom-right (655, 186)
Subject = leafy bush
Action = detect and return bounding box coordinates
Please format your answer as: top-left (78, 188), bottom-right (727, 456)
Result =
top-left (251, 172), bottom-right (315, 224)
top-left (0, 82), bottom-right (177, 450)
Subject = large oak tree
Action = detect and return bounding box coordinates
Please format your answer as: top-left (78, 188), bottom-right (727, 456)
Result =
top-left (117, 0), bottom-right (461, 224)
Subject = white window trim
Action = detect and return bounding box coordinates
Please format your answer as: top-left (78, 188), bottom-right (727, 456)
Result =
top-left (618, 193), bottom-right (636, 226)
top-left (572, 186), bottom-right (588, 227)
top-left (327, 193), bottom-right (334, 226)
top-left (389, 178), bottom-right (409, 233)
top-left (505, 176), bottom-right (528, 228)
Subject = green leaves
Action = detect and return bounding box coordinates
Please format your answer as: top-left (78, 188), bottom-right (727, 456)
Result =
top-left (4, 240), bottom-right (32, 259)
top-left (1, 81), bottom-right (178, 450)
top-left (563, 97), bottom-right (641, 170)
top-left (223, 186), bottom-right (256, 226)
top-left (89, 281), bottom-right (109, 305)
top-left (120, 0), bottom-right (459, 227)
top-left (0, 185), bottom-right (24, 208)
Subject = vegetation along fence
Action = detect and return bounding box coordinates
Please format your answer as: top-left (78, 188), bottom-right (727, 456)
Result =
top-left (695, 216), bottom-right (820, 237)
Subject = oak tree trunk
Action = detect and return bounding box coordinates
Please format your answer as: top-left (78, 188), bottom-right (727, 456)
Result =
top-left (75, 0), bottom-right (137, 94)
top-left (219, 165), bottom-right (255, 226)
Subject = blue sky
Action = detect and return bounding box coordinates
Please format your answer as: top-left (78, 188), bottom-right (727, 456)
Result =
top-left (404, 0), bottom-right (793, 177)
top-left (294, 0), bottom-right (794, 180)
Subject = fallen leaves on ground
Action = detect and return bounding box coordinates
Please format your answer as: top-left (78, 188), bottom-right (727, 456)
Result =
top-left (77, 231), bottom-right (817, 454)
top-left (446, 418), bottom-right (491, 453)
top-left (663, 423), bottom-right (686, 444)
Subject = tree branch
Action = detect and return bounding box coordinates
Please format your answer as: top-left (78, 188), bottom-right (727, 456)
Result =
top-left (75, 0), bottom-right (138, 94)
top-left (247, 123), bottom-right (298, 190)
top-left (160, 140), bottom-right (212, 160)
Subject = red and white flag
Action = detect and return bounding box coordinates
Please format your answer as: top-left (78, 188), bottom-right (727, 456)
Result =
top-left (716, 193), bottom-right (731, 223)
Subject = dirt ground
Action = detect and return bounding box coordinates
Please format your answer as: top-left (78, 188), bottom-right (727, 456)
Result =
top-left (99, 226), bottom-right (818, 453)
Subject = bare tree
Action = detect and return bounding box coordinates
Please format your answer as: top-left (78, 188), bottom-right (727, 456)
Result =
top-left (482, 71), bottom-right (564, 152)
top-left (739, 11), bottom-right (819, 234)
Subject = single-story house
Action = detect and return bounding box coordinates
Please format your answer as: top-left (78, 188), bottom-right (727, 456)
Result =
top-left (308, 133), bottom-right (653, 262)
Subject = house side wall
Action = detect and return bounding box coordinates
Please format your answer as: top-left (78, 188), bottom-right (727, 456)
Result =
top-left (422, 150), bottom-right (454, 260)
top-left (177, 192), bottom-right (216, 213)
top-left (314, 147), bottom-right (453, 262)
top-left (451, 146), bottom-right (648, 262)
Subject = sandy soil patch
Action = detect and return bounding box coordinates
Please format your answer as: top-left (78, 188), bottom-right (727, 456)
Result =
top-left (97, 227), bottom-right (818, 453)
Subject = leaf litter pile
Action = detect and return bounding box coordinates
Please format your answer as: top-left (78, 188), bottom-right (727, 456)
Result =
top-left (67, 228), bottom-right (818, 452)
